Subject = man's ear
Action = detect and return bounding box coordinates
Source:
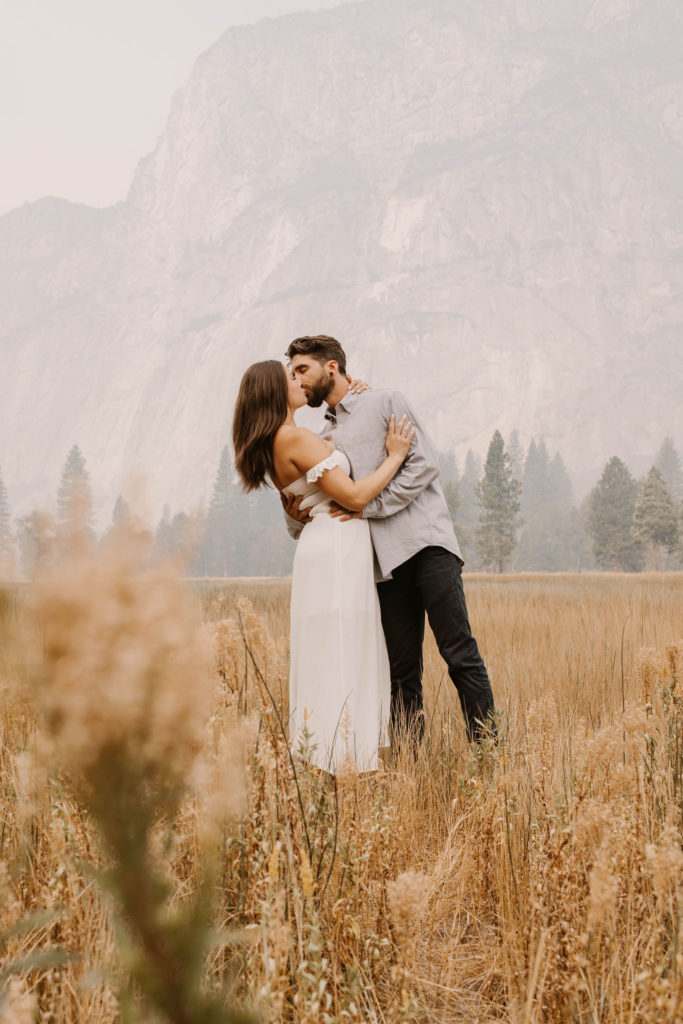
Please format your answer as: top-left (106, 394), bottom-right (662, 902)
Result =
top-left (325, 360), bottom-right (339, 377)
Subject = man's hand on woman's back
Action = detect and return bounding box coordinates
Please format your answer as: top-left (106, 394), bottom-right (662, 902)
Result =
top-left (280, 492), bottom-right (312, 524)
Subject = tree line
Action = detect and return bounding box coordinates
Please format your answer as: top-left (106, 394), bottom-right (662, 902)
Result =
top-left (446, 433), bottom-right (683, 573)
top-left (1, 435), bottom-right (682, 579)
top-left (0, 445), bottom-right (293, 579)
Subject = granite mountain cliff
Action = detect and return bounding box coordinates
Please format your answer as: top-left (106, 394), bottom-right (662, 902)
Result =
top-left (1, 0), bottom-right (681, 517)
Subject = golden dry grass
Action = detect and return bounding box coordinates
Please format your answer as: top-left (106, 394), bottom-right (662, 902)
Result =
top-left (1, 560), bottom-right (682, 1023)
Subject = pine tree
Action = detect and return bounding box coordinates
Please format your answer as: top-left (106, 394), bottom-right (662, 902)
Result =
top-left (178, 510), bottom-right (206, 576)
top-left (549, 453), bottom-right (590, 570)
top-left (57, 445), bottom-right (95, 543)
top-left (655, 437), bottom-right (683, 501)
top-left (239, 490), bottom-right (294, 577)
top-left (517, 439), bottom-right (547, 568)
top-left (521, 439), bottom-right (550, 521)
top-left (587, 457), bottom-right (644, 571)
top-left (443, 479), bottom-right (460, 523)
top-left (102, 494), bottom-right (133, 545)
top-left (516, 440), bottom-right (584, 570)
top-left (112, 494), bottom-right (131, 528)
top-left (632, 466), bottom-right (680, 570)
top-left (475, 431), bottom-right (521, 572)
top-left (0, 466), bottom-right (15, 577)
top-left (169, 512), bottom-right (192, 558)
top-left (16, 511), bottom-right (57, 577)
top-left (153, 508), bottom-right (204, 574)
top-left (568, 503), bottom-right (595, 571)
top-left (438, 450), bottom-right (460, 522)
top-left (549, 452), bottom-right (573, 510)
top-left (507, 429), bottom-right (524, 484)
top-left (200, 446), bottom-right (236, 577)
top-left (438, 450), bottom-right (459, 486)
top-left (153, 505), bottom-right (174, 561)
top-left (454, 449), bottom-right (482, 566)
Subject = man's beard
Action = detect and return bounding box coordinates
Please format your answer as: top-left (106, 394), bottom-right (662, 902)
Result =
top-left (305, 372), bottom-right (335, 408)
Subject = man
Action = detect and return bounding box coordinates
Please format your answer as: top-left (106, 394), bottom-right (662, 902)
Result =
top-left (282, 334), bottom-right (495, 745)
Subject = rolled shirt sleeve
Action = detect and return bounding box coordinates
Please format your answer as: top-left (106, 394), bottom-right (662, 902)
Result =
top-left (285, 511), bottom-right (305, 540)
top-left (362, 392), bottom-right (440, 519)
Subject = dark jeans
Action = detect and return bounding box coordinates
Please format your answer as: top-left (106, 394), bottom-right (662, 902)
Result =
top-left (376, 546), bottom-right (495, 744)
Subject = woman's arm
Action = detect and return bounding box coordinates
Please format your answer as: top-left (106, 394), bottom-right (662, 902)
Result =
top-left (285, 419), bottom-right (414, 512)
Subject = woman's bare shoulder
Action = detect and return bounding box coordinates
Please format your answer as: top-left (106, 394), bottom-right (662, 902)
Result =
top-left (273, 423), bottom-right (298, 440)
top-left (297, 428), bottom-right (335, 451)
top-left (274, 425), bottom-right (329, 453)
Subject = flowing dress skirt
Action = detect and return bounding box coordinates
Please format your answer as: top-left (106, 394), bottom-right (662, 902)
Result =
top-left (289, 513), bottom-right (390, 773)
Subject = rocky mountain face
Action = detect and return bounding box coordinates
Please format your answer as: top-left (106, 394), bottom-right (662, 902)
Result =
top-left (1, 0), bottom-right (682, 519)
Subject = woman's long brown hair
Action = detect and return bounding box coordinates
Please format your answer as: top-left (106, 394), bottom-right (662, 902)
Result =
top-left (232, 360), bottom-right (288, 490)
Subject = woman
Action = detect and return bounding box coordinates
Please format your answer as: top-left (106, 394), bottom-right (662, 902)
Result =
top-left (232, 360), bottom-right (413, 773)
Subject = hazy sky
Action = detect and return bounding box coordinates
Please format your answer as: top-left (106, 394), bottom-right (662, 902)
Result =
top-left (1, 0), bottom-right (354, 217)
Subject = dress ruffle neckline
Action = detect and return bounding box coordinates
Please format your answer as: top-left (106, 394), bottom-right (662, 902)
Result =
top-left (305, 453), bottom-right (339, 484)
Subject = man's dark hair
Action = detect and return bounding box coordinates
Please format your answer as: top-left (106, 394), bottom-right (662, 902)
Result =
top-left (286, 335), bottom-right (347, 376)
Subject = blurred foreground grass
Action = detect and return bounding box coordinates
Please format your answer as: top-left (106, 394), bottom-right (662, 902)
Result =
top-left (1, 565), bottom-right (682, 1022)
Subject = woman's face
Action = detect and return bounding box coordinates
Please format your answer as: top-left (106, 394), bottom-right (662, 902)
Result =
top-left (285, 364), bottom-right (307, 411)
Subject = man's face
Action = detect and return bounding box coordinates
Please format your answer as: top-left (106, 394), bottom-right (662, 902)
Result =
top-left (285, 366), bottom-right (307, 410)
top-left (290, 354), bottom-right (335, 408)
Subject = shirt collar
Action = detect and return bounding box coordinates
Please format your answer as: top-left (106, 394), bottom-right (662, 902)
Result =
top-left (326, 389), bottom-right (358, 421)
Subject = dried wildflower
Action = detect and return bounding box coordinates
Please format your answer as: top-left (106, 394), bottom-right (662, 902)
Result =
top-left (666, 642), bottom-right (683, 693)
top-left (299, 845), bottom-right (315, 899)
top-left (580, 704), bottom-right (648, 781)
top-left (26, 536), bottom-right (256, 1024)
top-left (99, 987), bottom-right (119, 1018)
top-left (204, 617), bottom-right (243, 690)
top-left (0, 862), bottom-right (21, 933)
top-left (619, 703), bottom-right (650, 766)
top-left (526, 694), bottom-right (559, 773)
top-left (637, 647), bottom-right (660, 710)
top-left (11, 749), bottom-right (48, 830)
top-left (586, 841), bottom-right (619, 932)
top-left (255, 734), bottom-right (278, 792)
top-left (574, 800), bottom-right (611, 853)
top-left (192, 751), bottom-right (247, 846)
top-left (646, 823), bottom-right (683, 902)
top-left (336, 754), bottom-right (361, 787)
top-left (237, 597), bottom-right (268, 656)
top-left (580, 720), bottom-right (619, 777)
top-left (387, 870), bottom-right (430, 938)
top-left (32, 535), bottom-right (210, 800)
top-left (0, 979), bottom-right (36, 1024)
top-left (259, 890), bottom-right (291, 1014)
top-left (267, 844), bottom-right (280, 886)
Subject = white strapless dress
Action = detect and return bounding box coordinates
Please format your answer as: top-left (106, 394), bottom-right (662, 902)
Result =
top-left (283, 450), bottom-right (390, 773)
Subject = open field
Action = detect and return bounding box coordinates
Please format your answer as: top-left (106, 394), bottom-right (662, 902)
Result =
top-left (1, 561), bottom-right (683, 1022)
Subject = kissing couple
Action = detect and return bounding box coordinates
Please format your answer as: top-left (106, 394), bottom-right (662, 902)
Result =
top-left (232, 335), bottom-right (495, 773)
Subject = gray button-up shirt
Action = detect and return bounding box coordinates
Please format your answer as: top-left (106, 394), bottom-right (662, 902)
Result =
top-left (287, 387), bottom-right (462, 581)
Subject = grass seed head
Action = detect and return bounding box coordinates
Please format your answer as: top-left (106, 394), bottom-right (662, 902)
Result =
top-left (0, 979), bottom-right (36, 1024)
top-left (387, 870), bottom-right (430, 939)
top-left (32, 535), bottom-right (211, 796)
top-left (646, 823), bottom-right (683, 902)
top-left (637, 646), bottom-right (660, 708)
top-left (586, 840), bottom-right (619, 932)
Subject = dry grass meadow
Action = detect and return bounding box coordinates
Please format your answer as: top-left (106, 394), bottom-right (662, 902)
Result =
top-left (1, 540), bottom-right (682, 1023)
